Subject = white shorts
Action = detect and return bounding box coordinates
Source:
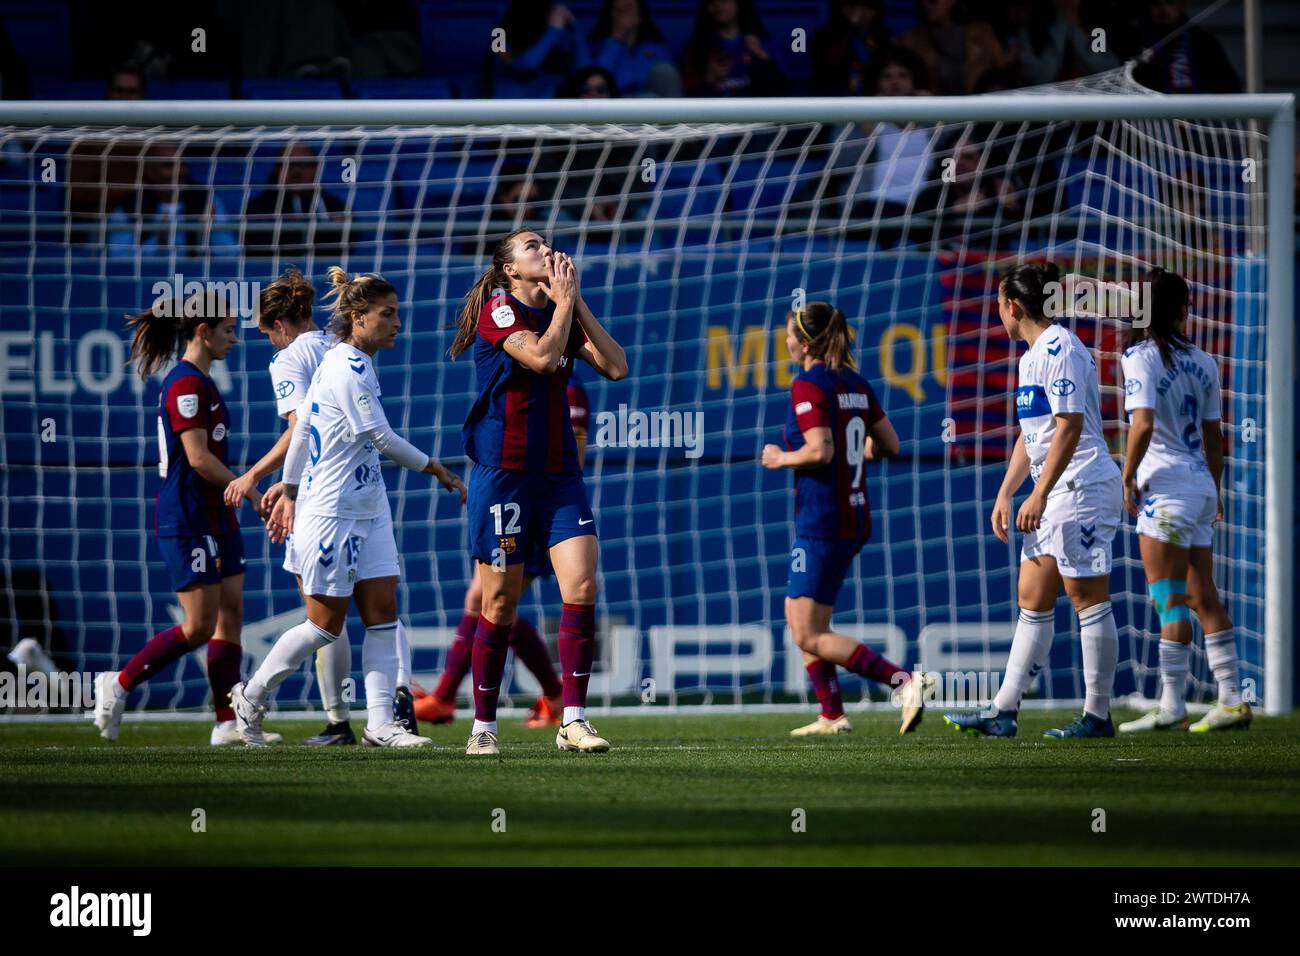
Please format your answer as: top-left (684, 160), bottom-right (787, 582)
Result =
top-left (295, 508), bottom-right (400, 598)
top-left (283, 533), bottom-right (302, 577)
top-left (1136, 490), bottom-right (1217, 549)
top-left (1021, 476), bottom-right (1122, 578)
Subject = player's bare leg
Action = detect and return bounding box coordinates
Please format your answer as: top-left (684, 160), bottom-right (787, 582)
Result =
top-left (466, 560), bottom-right (525, 754)
top-left (786, 596), bottom-right (921, 735)
top-left (95, 582), bottom-right (218, 742)
top-left (1186, 546), bottom-right (1250, 731)
top-left (1120, 538), bottom-right (1193, 733)
top-left (550, 534), bottom-right (608, 752)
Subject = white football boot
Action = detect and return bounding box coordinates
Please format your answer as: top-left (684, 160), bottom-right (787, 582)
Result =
top-left (465, 730), bottom-right (500, 756)
top-left (92, 671), bottom-right (127, 741)
top-left (790, 714), bottom-right (853, 736)
top-left (210, 719), bottom-right (282, 746)
top-left (362, 721), bottom-right (433, 748)
top-left (555, 719), bottom-right (610, 753)
top-left (1189, 702), bottom-right (1252, 733)
top-left (230, 682), bottom-right (269, 747)
top-left (1118, 709), bottom-right (1190, 733)
top-left (892, 671), bottom-right (934, 735)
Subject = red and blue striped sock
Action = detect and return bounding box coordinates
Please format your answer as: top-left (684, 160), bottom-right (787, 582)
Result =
top-left (206, 638), bottom-right (242, 722)
top-left (436, 613), bottom-right (477, 703)
top-left (509, 616), bottom-right (561, 700)
top-left (119, 625), bottom-right (188, 692)
top-left (805, 659), bottom-right (844, 719)
top-left (471, 615), bottom-right (511, 723)
top-left (844, 643), bottom-right (903, 688)
top-left (558, 602), bottom-right (596, 712)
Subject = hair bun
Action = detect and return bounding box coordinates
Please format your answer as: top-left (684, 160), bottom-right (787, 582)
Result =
top-left (1041, 262), bottom-right (1061, 284)
top-left (326, 265), bottom-right (349, 289)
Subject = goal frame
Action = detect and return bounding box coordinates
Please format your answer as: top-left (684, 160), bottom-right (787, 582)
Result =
top-left (2, 91), bottom-right (1293, 714)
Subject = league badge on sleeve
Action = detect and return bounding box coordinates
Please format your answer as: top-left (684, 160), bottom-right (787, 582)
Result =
top-left (178, 394), bottom-right (199, 418)
top-left (491, 305), bottom-right (516, 329)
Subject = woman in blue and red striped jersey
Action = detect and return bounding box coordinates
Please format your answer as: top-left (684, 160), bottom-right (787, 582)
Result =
top-left (93, 292), bottom-right (277, 745)
top-left (761, 302), bottom-right (926, 737)
top-left (414, 373), bottom-right (590, 729)
top-left (449, 230), bottom-right (627, 756)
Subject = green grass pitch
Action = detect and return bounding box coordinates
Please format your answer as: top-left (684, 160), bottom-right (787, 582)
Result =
top-left (2, 710), bottom-right (1298, 866)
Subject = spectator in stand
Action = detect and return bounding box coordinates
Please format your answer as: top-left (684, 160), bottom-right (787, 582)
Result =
top-left (459, 160), bottom-right (573, 255)
top-left (810, 0), bottom-right (891, 96)
top-left (681, 0), bottom-right (784, 97)
top-left (587, 0), bottom-right (680, 97)
top-left (107, 63), bottom-right (146, 100)
top-left (900, 0), bottom-right (1009, 95)
top-left (1132, 0), bottom-right (1240, 93)
top-left (809, 46), bottom-right (937, 242)
top-left (489, 2), bottom-right (593, 98)
top-left (553, 67), bottom-right (651, 222)
top-left (107, 141), bottom-right (237, 258)
top-left (996, 0), bottom-right (1118, 86)
top-left (243, 142), bottom-right (350, 258)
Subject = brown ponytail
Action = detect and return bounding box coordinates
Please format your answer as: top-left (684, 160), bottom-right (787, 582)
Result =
top-left (258, 267), bottom-right (316, 332)
top-left (321, 266), bottom-right (397, 342)
top-left (450, 228), bottom-right (536, 358)
top-left (790, 301), bottom-right (857, 372)
top-left (127, 290), bottom-right (232, 379)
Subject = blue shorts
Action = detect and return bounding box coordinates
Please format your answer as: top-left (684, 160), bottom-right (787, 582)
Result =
top-left (158, 531), bottom-right (246, 592)
top-left (786, 536), bottom-right (866, 606)
top-left (468, 463), bottom-right (595, 569)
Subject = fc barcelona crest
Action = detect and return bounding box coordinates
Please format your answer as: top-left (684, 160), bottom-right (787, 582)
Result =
top-left (499, 536), bottom-right (517, 555)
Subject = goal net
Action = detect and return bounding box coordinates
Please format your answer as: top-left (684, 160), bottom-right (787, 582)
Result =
top-left (0, 68), bottom-right (1292, 717)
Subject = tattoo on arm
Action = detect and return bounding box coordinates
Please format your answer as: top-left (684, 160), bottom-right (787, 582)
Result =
top-left (505, 330), bottom-right (530, 350)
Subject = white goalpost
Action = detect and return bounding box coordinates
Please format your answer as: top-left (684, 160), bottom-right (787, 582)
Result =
top-left (0, 74), bottom-right (1292, 718)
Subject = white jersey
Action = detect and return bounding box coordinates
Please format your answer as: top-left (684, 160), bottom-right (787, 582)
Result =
top-left (1120, 339), bottom-right (1220, 497)
top-left (1016, 324), bottom-right (1119, 495)
top-left (299, 343), bottom-right (390, 521)
top-left (268, 329), bottom-right (333, 419)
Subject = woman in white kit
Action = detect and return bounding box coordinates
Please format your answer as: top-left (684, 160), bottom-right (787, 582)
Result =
top-left (1117, 267), bottom-right (1249, 733)
top-left (231, 268), bottom-right (465, 747)
top-left (944, 263), bottom-right (1123, 739)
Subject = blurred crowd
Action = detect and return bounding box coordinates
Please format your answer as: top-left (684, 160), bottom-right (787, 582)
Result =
top-left (1, 0), bottom-right (1241, 103)
top-left (0, 0), bottom-right (1253, 258)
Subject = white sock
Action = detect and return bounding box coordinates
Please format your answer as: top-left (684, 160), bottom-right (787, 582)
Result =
top-left (1204, 629), bottom-right (1242, 706)
top-left (395, 619), bottom-right (411, 688)
top-left (362, 621), bottom-right (400, 732)
top-left (247, 619), bottom-right (337, 706)
top-left (563, 706), bottom-right (585, 725)
top-left (993, 608), bottom-right (1054, 713)
top-left (1079, 601), bottom-right (1118, 720)
top-left (314, 625), bottom-right (351, 724)
top-left (1158, 639), bottom-right (1190, 718)
top-left (471, 718), bottom-right (498, 735)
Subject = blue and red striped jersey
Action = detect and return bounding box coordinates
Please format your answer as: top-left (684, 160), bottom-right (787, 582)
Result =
top-left (782, 362), bottom-right (885, 540)
top-left (155, 360), bottom-right (238, 537)
top-left (463, 292), bottom-right (587, 475)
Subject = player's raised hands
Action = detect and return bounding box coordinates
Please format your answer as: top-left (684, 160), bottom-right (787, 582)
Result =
top-left (539, 252), bottom-right (576, 306)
